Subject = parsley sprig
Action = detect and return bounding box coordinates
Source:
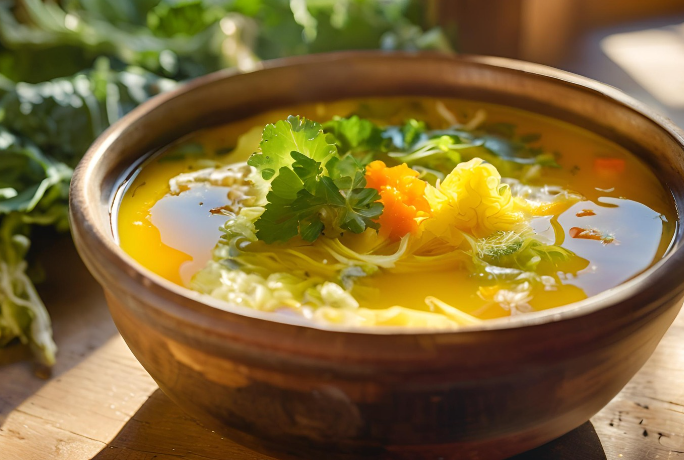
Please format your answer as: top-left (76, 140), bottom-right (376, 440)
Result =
top-left (248, 116), bottom-right (383, 244)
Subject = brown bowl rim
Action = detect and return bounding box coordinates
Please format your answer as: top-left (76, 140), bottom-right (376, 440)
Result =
top-left (70, 50), bottom-right (684, 335)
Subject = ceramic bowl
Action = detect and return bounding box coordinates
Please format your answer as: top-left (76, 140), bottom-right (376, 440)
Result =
top-left (70, 52), bottom-right (684, 460)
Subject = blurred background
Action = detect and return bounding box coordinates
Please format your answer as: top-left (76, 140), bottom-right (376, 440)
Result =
top-left (2, 0), bottom-right (684, 367)
top-left (431, 0), bottom-right (684, 127)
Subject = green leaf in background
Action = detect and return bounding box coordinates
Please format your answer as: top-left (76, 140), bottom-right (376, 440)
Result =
top-left (0, 129), bottom-right (74, 366)
top-left (0, 58), bottom-right (176, 167)
top-left (0, 0), bottom-right (451, 81)
top-left (0, 129), bottom-right (71, 219)
top-left (254, 0), bottom-right (451, 59)
top-left (147, 0), bottom-right (230, 37)
top-left (0, 0), bottom-right (243, 80)
top-left (0, 212), bottom-right (56, 366)
top-left (67, 0), bottom-right (160, 27)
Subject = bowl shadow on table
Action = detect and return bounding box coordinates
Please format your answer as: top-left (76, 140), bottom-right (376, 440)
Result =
top-left (90, 389), bottom-right (607, 460)
top-left (0, 236), bottom-right (119, 426)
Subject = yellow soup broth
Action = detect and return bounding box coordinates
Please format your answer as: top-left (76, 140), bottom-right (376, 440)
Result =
top-left (116, 98), bottom-right (675, 323)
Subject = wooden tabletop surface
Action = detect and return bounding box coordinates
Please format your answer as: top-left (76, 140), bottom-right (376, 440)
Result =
top-left (1, 239), bottom-right (683, 460)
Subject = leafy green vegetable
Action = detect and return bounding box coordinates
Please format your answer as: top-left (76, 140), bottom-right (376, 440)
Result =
top-left (323, 115), bottom-right (388, 156)
top-left (389, 133), bottom-right (475, 181)
top-left (248, 115), bottom-right (337, 180)
top-left (250, 0), bottom-right (451, 60)
top-left (401, 118), bottom-right (427, 148)
top-left (0, 213), bottom-right (56, 366)
top-left (252, 118), bottom-right (382, 243)
top-left (147, 0), bottom-right (227, 37)
top-left (0, 0), bottom-right (451, 83)
top-left (328, 159), bottom-right (383, 234)
top-left (69, 0), bottom-right (160, 26)
top-left (373, 116), bottom-right (562, 180)
top-left (0, 0), bottom-right (233, 80)
top-left (0, 129), bottom-right (73, 366)
top-left (0, 58), bottom-right (176, 166)
top-left (0, 58), bottom-right (172, 364)
top-left (473, 121), bottom-right (560, 168)
top-left (381, 118), bottom-right (426, 150)
top-left (0, 129), bottom-right (72, 225)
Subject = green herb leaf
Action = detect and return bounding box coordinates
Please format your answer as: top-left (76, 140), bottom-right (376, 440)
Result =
top-left (381, 118), bottom-right (428, 151)
top-left (252, 124), bottom-right (383, 244)
top-left (534, 152), bottom-right (561, 168)
top-left (337, 173), bottom-right (383, 233)
top-left (323, 115), bottom-right (388, 156)
top-left (248, 115), bottom-right (337, 180)
top-left (402, 119), bottom-right (427, 148)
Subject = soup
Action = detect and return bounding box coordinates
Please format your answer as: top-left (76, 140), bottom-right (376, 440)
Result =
top-left (115, 98), bottom-right (675, 328)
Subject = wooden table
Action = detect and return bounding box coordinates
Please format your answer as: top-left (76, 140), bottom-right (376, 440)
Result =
top-left (1, 239), bottom-right (683, 460)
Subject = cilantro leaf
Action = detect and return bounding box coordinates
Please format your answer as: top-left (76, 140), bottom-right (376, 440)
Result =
top-left (248, 115), bottom-right (337, 180)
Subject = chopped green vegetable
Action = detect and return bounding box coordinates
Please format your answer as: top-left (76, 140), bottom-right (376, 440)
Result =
top-left (323, 115), bottom-right (389, 157)
top-left (318, 115), bottom-right (562, 182)
top-left (252, 119), bottom-right (382, 243)
top-left (389, 134), bottom-right (472, 181)
top-left (381, 118), bottom-right (427, 150)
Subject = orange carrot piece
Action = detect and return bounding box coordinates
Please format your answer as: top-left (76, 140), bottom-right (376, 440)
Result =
top-left (365, 161), bottom-right (431, 241)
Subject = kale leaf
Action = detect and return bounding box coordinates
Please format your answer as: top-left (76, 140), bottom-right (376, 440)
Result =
top-left (0, 59), bottom-right (176, 167)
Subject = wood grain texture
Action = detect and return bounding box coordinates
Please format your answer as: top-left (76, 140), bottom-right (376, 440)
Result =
top-left (1, 240), bottom-right (683, 459)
